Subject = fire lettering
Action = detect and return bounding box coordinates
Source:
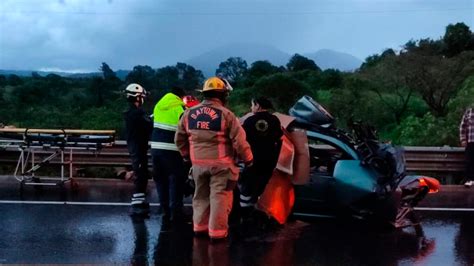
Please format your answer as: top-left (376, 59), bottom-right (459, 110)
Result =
top-left (196, 121), bottom-right (210, 129)
top-left (190, 107), bottom-right (219, 120)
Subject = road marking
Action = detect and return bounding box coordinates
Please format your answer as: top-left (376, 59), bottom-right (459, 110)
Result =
top-left (289, 208), bottom-right (474, 217)
top-left (414, 207), bottom-right (474, 212)
top-left (0, 201), bottom-right (473, 212)
top-left (0, 200), bottom-right (192, 207)
top-left (292, 212), bottom-right (335, 218)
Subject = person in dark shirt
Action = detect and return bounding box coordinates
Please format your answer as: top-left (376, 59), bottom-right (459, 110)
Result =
top-left (239, 97), bottom-right (283, 219)
top-left (123, 83), bottom-right (153, 217)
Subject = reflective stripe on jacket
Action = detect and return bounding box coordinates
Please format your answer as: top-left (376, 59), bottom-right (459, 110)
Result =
top-left (151, 93), bottom-right (184, 152)
top-left (175, 98), bottom-right (253, 172)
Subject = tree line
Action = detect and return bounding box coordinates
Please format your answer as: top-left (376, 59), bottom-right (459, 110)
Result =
top-left (0, 22), bottom-right (473, 146)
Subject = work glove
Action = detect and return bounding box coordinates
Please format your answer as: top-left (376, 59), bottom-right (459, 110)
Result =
top-left (183, 157), bottom-right (192, 174)
top-left (236, 160), bottom-right (253, 169)
top-left (183, 178), bottom-right (195, 197)
top-left (244, 160), bottom-right (254, 168)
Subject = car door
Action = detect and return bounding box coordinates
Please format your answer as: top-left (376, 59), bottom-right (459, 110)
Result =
top-left (293, 130), bottom-right (359, 218)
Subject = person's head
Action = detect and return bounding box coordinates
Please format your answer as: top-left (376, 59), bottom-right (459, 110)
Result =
top-left (251, 97), bottom-right (274, 113)
top-left (171, 86), bottom-right (186, 98)
top-left (125, 83), bottom-right (148, 106)
top-left (183, 95), bottom-right (200, 108)
top-left (200, 77), bottom-right (233, 105)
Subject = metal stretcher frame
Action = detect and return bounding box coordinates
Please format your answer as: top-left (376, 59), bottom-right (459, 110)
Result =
top-left (0, 128), bottom-right (115, 188)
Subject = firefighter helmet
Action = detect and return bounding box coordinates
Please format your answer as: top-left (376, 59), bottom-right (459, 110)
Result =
top-left (183, 95), bottom-right (200, 108)
top-left (124, 83), bottom-right (148, 98)
top-left (200, 77), bottom-right (233, 92)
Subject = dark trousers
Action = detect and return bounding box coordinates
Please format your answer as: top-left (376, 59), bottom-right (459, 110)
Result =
top-left (131, 152), bottom-right (149, 194)
top-left (152, 150), bottom-right (186, 214)
top-left (466, 142), bottom-right (474, 181)
top-left (239, 159), bottom-right (277, 205)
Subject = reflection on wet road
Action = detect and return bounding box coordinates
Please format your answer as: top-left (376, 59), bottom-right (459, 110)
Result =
top-left (0, 205), bottom-right (472, 265)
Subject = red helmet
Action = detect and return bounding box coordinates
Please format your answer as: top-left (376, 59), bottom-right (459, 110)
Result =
top-left (183, 95), bottom-right (200, 108)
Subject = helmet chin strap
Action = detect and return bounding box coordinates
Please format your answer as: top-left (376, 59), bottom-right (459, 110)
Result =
top-left (134, 95), bottom-right (144, 106)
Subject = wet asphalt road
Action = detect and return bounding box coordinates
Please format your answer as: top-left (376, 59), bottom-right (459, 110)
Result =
top-left (0, 176), bottom-right (473, 265)
top-left (0, 204), bottom-right (473, 265)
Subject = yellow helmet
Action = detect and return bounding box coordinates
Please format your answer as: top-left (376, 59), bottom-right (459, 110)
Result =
top-left (200, 77), bottom-right (233, 92)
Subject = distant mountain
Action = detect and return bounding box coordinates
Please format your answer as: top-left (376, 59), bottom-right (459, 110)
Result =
top-left (1, 47), bottom-right (362, 80)
top-left (186, 44), bottom-right (363, 77)
top-left (115, 70), bottom-right (130, 80)
top-left (304, 49), bottom-right (362, 71)
top-left (0, 69), bottom-right (130, 80)
top-left (63, 70), bottom-right (130, 80)
top-left (186, 43), bottom-right (291, 77)
top-left (0, 69), bottom-right (100, 78)
top-left (64, 72), bottom-right (101, 78)
top-left (0, 70), bottom-right (47, 77)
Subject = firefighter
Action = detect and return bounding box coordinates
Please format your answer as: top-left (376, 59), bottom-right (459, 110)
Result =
top-left (123, 83), bottom-right (153, 217)
top-left (151, 86), bottom-right (188, 223)
top-left (239, 97), bottom-right (283, 221)
top-left (175, 77), bottom-right (253, 241)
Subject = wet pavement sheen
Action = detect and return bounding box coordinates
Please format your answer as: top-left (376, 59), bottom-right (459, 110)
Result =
top-left (0, 204), bottom-right (473, 265)
top-left (1, 176), bottom-right (473, 265)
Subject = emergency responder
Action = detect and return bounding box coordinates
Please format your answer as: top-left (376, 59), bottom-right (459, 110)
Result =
top-left (175, 77), bottom-right (253, 241)
top-left (123, 83), bottom-right (153, 217)
top-left (239, 97), bottom-right (283, 220)
top-left (151, 86), bottom-right (188, 223)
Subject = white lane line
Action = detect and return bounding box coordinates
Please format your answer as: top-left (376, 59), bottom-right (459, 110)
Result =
top-left (292, 213), bottom-right (335, 218)
top-left (0, 201), bottom-right (473, 212)
top-left (0, 200), bottom-right (192, 207)
top-left (414, 207), bottom-right (474, 212)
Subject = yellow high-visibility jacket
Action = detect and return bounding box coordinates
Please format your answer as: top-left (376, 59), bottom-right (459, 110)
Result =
top-left (151, 93), bottom-right (184, 152)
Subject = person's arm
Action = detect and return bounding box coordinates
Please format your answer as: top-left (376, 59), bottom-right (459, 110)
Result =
top-left (271, 116), bottom-right (284, 144)
top-left (228, 113), bottom-right (253, 165)
top-left (273, 117), bottom-right (283, 160)
top-left (460, 109), bottom-right (470, 147)
top-left (135, 110), bottom-right (152, 140)
top-left (144, 113), bottom-right (153, 138)
top-left (175, 112), bottom-right (190, 159)
top-left (241, 117), bottom-right (253, 141)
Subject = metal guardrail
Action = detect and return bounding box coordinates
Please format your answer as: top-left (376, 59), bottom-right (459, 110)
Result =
top-left (0, 140), bottom-right (466, 174)
top-left (403, 146), bottom-right (465, 173)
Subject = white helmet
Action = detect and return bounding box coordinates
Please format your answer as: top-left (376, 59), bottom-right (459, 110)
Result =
top-left (124, 83), bottom-right (148, 98)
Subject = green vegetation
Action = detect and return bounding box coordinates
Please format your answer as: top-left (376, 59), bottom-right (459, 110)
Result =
top-left (1, 23), bottom-right (473, 146)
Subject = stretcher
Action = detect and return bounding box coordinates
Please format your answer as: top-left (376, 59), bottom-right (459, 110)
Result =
top-left (0, 128), bottom-right (115, 188)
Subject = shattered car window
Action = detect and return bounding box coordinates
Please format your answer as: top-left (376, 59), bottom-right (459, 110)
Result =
top-left (308, 138), bottom-right (350, 176)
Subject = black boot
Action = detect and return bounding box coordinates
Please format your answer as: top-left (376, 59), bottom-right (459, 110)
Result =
top-left (240, 206), bottom-right (255, 225)
top-left (130, 193), bottom-right (150, 218)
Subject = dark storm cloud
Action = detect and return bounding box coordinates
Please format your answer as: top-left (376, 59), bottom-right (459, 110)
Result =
top-left (0, 0), bottom-right (472, 72)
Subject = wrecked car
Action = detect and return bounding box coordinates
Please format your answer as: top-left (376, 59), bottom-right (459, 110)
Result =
top-left (254, 96), bottom-right (439, 228)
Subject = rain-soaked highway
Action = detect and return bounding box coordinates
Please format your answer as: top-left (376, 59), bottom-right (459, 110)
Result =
top-left (0, 177), bottom-right (473, 265)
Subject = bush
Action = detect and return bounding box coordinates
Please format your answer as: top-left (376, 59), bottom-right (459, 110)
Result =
top-left (390, 113), bottom-right (458, 146)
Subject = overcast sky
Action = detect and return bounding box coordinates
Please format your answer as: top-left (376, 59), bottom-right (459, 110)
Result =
top-left (0, 0), bottom-right (472, 72)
